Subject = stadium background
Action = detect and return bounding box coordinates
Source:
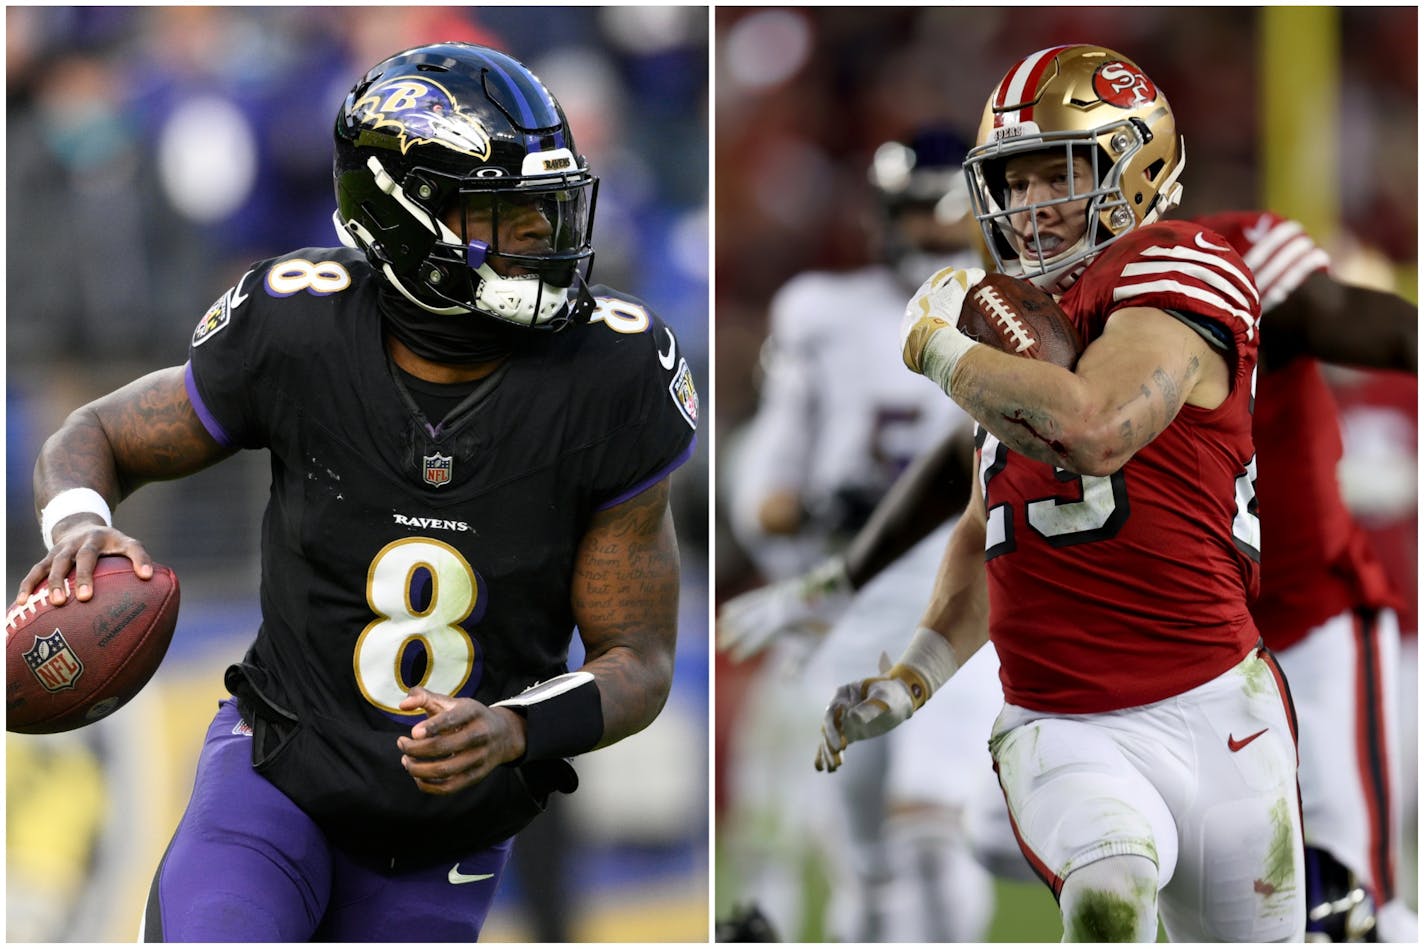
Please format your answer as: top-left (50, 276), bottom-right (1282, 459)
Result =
top-left (713, 6), bottom-right (1417, 941)
top-left (5, 6), bottom-right (709, 942)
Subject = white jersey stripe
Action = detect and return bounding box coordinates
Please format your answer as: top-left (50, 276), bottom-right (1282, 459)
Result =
top-left (1242, 219), bottom-right (1307, 271)
top-left (1136, 244), bottom-right (1259, 303)
top-left (1121, 260), bottom-right (1254, 311)
top-left (1261, 249), bottom-right (1330, 313)
top-left (1112, 278), bottom-right (1259, 339)
top-left (1252, 235), bottom-right (1326, 300)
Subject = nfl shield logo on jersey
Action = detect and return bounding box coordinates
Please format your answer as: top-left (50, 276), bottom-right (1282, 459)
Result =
top-left (423, 452), bottom-right (453, 487)
top-left (23, 629), bottom-right (84, 693)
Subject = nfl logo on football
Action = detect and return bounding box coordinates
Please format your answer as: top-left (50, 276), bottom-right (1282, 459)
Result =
top-left (423, 452), bottom-right (453, 487)
top-left (23, 629), bottom-right (84, 692)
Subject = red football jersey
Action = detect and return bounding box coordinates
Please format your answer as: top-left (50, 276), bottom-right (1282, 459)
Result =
top-left (1196, 211), bottom-right (1401, 650)
top-left (985, 220), bottom-right (1262, 713)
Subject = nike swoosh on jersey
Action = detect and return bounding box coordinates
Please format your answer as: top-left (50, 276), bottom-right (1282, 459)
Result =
top-left (1227, 728), bottom-right (1268, 752)
top-left (1194, 232), bottom-right (1233, 254)
top-left (657, 328), bottom-right (676, 370)
top-left (228, 269), bottom-right (254, 309)
top-left (448, 865), bottom-right (495, 884)
top-left (1243, 214), bottom-right (1274, 246)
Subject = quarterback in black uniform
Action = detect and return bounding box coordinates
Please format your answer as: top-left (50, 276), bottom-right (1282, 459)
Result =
top-left (15, 43), bottom-right (697, 941)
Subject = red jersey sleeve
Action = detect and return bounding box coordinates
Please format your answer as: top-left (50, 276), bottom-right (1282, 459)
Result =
top-left (1063, 219), bottom-right (1262, 390)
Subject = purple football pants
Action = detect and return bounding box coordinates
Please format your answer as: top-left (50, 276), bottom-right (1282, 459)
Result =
top-left (142, 699), bottom-right (513, 941)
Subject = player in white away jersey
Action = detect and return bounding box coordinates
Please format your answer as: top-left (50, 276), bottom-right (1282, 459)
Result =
top-left (719, 127), bottom-right (982, 941)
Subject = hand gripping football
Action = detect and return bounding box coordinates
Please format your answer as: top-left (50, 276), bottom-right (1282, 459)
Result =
top-left (959, 272), bottom-right (1084, 369)
top-left (6, 556), bottom-right (180, 734)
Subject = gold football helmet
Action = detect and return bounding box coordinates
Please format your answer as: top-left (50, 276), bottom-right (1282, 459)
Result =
top-left (964, 44), bottom-right (1186, 292)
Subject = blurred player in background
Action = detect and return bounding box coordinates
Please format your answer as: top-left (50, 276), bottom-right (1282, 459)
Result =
top-left (820, 44), bottom-right (1305, 941)
top-left (718, 127), bottom-right (981, 941)
top-left (13, 41), bottom-right (697, 941)
top-left (1194, 209), bottom-right (1416, 943)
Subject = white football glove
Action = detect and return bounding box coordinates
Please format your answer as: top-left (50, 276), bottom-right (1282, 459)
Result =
top-left (716, 557), bottom-right (853, 663)
top-left (814, 627), bottom-right (960, 773)
top-left (815, 653), bottom-right (917, 773)
top-left (899, 266), bottom-right (986, 383)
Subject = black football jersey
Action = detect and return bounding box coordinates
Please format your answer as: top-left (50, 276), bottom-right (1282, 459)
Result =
top-left (185, 247), bottom-right (698, 862)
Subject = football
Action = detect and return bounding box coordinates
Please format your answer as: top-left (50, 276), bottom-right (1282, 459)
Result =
top-left (960, 272), bottom-right (1084, 369)
top-left (6, 556), bottom-right (180, 734)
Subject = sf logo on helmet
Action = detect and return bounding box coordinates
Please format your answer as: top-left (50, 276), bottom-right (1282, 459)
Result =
top-left (1093, 62), bottom-right (1158, 108)
top-left (353, 77), bottom-right (492, 160)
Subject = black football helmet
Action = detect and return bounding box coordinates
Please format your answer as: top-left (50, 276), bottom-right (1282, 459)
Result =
top-left (334, 42), bottom-right (598, 329)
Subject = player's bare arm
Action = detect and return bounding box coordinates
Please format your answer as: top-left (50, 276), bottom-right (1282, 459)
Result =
top-left (396, 478), bottom-right (679, 795)
top-left (19, 365), bottom-right (234, 606)
top-left (814, 473), bottom-right (989, 773)
top-left (841, 422), bottom-right (975, 589)
top-left (570, 476), bottom-right (680, 746)
top-left (1263, 270), bottom-right (1417, 372)
top-left (917, 472), bottom-right (991, 666)
top-left (949, 306), bottom-right (1227, 475)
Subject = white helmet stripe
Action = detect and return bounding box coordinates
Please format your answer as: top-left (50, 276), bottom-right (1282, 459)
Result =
top-left (996, 45), bottom-right (1074, 126)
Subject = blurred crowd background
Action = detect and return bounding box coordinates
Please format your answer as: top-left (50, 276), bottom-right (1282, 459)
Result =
top-left (714, 6), bottom-right (1417, 940)
top-left (6, 6), bottom-right (708, 942)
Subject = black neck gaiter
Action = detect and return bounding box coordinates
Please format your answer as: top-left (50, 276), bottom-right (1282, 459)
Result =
top-left (377, 286), bottom-right (522, 366)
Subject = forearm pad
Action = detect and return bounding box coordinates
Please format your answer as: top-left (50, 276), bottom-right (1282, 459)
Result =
top-left (493, 671), bottom-right (604, 763)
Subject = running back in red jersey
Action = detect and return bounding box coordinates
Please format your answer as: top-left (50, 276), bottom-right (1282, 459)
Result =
top-left (960, 272), bottom-right (1084, 369)
top-left (6, 556), bottom-right (180, 734)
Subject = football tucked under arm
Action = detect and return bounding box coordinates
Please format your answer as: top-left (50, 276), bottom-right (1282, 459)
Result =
top-left (956, 273), bottom-right (1083, 370)
top-left (901, 269), bottom-right (1083, 399)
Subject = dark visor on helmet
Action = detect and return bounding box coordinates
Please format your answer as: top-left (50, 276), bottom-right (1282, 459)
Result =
top-left (447, 177), bottom-right (596, 288)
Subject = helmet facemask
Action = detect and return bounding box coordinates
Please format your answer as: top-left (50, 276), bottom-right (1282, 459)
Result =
top-left (333, 42), bottom-right (601, 335)
top-left (966, 45), bottom-right (1187, 294)
top-left (336, 153), bottom-right (597, 330)
top-left (966, 120), bottom-right (1181, 293)
top-left (427, 168), bottom-right (598, 328)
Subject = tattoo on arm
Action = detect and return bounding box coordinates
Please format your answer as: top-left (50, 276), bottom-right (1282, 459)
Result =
top-left (975, 357), bottom-right (1197, 470)
top-left (572, 479), bottom-right (680, 747)
top-left (35, 366), bottom-right (233, 510)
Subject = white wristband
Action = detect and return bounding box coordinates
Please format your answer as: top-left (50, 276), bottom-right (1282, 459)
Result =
top-left (40, 488), bottom-right (113, 549)
top-left (920, 329), bottom-right (982, 395)
top-left (896, 625), bottom-right (961, 696)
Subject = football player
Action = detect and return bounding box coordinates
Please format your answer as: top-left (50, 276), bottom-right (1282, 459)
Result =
top-left (719, 126), bottom-right (983, 941)
top-left (723, 213), bottom-right (1419, 940)
top-left (13, 43), bottom-right (697, 941)
top-left (819, 45), bottom-right (1305, 941)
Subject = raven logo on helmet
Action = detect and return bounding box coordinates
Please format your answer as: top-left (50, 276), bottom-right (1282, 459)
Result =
top-left (352, 78), bottom-right (492, 160)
